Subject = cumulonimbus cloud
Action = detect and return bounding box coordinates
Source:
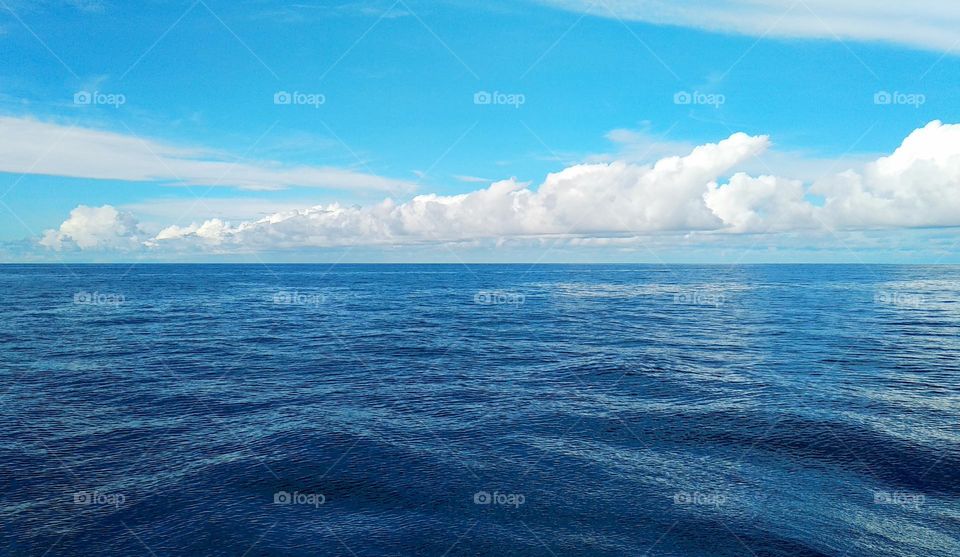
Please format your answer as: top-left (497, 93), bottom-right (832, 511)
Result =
top-left (0, 116), bottom-right (415, 193)
top-left (39, 121), bottom-right (960, 252)
top-left (537, 0), bottom-right (960, 52)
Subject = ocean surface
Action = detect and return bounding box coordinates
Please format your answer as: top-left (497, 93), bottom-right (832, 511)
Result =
top-left (1, 264), bottom-right (958, 556)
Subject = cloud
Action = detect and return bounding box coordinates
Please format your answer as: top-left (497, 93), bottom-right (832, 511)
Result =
top-left (39, 121), bottom-right (960, 253)
top-left (536, 0), bottom-right (960, 52)
top-left (814, 120), bottom-right (960, 228)
top-left (144, 132), bottom-right (768, 249)
top-left (704, 174), bottom-right (815, 232)
top-left (120, 197), bottom-right (339, 225)
top-left (592, 126), bottom-right (878, 183)
top-left (0, 116), bottom-right (415, 193)
top-left (454, 174), bottom-right (497, 183)
top-left (39, 205), bottom-right (145, 251)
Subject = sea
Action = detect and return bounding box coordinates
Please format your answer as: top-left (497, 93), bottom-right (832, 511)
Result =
top-left (1, 264), bottom-right (958, 556)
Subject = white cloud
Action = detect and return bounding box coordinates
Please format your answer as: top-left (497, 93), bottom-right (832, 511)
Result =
top-left (537, 0), bottom-right (960, 52)
top-left (704, 173), bottom-right (815, 232)
top-left (596, 127), bottom-right (880, 185)
top-left (0, 116), bottom-right (415, 193)
top-left (815, 121), bottom-right (960, 228)
top-left (142, 131), bottom-right (769, 249)
top-left (119, 197), bottom-right (342, 227)
top-left (39, 205), bottom-right (144, 251)
top-left (39, 121), bottom-right (960, 253)
top-left (454, 174), bottom-right (497, 183)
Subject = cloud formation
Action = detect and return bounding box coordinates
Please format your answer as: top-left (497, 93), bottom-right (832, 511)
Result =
top-left (0, 117), bottom-right (414, 193)
top-left (537, 0), bottom-right (960, 52)
top-left (814, 122), bottom-right (960, 228)
top-left (40, 205), bottom-right (144, 251)
top-left (39, 121), bottom-right (960, 253)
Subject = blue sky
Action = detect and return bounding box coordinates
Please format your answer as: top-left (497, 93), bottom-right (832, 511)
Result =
top-left (2, 0), bottom-right (959, 262)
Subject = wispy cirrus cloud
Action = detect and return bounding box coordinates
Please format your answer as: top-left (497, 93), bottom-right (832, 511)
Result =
top-left (536, 0), bottom-right (960, 52)
top-left (0, 116), bottom-right (415, 193)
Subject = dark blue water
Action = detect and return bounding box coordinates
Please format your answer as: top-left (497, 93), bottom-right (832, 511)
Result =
top-left (1, 264), bottom-right (958, 556)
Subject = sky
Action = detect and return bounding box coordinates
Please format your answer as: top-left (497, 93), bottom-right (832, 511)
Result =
top-left (1, 0), bottom-right (959, 263)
